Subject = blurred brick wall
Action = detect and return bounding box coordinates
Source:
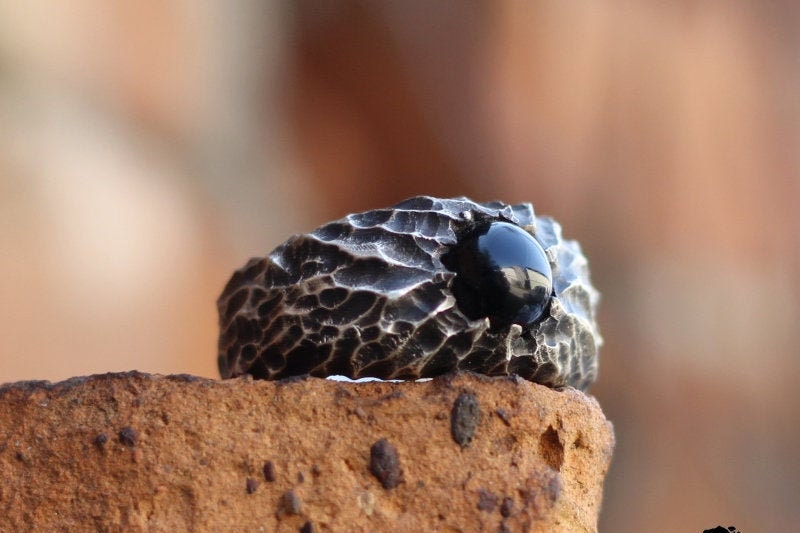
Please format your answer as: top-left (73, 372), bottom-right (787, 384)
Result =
top-left (0, 1), bottom-right (305, 381)
top-left (2, 2), bottom-right (799, 532)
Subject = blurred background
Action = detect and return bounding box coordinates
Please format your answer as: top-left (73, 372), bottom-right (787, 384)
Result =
top-left (1, 1), bottom-right (798, 531)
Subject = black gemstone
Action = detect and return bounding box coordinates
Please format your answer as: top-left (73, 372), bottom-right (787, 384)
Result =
top-left (443, 221), bottom-right (552, 327)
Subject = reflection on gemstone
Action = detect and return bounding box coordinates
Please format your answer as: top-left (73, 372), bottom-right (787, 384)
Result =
top-left (443, 221), bottom-right (553, 328)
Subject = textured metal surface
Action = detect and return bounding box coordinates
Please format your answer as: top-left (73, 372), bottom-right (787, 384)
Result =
top-left (217, 196), bottom-right (601, 389)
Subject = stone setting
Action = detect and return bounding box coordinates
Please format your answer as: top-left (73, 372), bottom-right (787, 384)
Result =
top-left (443, 221), bottom-right (552, 329)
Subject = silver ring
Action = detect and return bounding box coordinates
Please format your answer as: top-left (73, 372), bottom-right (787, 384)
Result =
top-left (218, 196), bottom-right (601, 390)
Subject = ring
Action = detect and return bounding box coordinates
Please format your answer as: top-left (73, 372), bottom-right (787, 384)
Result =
top-left (217, 196), bottom-right (601, 390)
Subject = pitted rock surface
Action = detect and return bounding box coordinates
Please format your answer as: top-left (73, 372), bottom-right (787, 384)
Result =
top-left (0, 372), bottom-right (614, 532)
top-left (218, 196), bottom-right (601, 389)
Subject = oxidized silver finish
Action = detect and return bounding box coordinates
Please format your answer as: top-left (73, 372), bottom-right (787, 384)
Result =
top-left (217, 196), bottom-right (601, 390)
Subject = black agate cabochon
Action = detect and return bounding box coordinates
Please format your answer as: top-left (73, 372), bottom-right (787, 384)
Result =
top-left (443, 221), bottom-right (553, 328)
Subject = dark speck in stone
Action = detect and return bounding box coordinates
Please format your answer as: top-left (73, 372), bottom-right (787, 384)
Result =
top-left (94, 432), bottom-right (109, 448)
top-left (451, 392), bottom-right (480, 447)
top-left (118, 426), bottom-right (138, 447)
top-left (263, 460), bottom-right (277, 482)
top-left (369, 438), bottom-right (403, 489)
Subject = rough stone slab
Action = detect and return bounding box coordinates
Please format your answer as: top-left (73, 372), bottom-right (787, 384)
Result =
top-left (0, 372), bottom-right (614, 532)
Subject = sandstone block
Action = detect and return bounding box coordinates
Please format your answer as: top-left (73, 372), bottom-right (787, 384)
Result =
top-left (0, 372), bottom-right (613, 532)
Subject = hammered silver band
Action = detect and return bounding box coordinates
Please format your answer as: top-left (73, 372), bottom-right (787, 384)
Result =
top-left (217, 196), bottom-right (601, 390)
